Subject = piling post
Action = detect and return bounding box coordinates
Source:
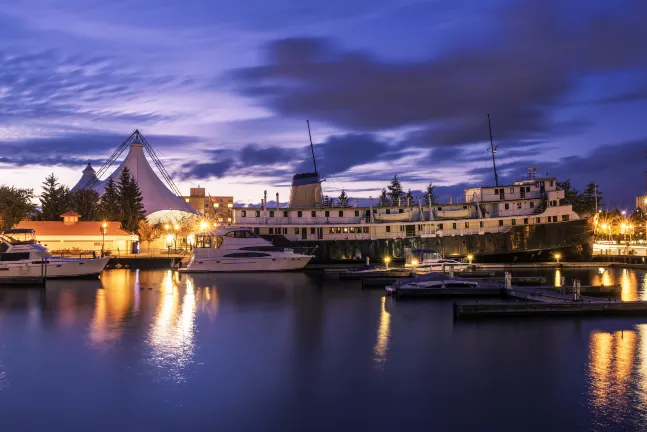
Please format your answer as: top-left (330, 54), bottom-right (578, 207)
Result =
top-left (504, 272), bottom-right (512, 290)
top-left (449, 265), bottom-right (455, 278)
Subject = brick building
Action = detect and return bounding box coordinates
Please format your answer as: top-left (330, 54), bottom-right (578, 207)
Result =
top-left (182, 187), bottom-right (234, 222)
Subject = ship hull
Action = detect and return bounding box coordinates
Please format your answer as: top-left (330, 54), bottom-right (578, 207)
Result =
top-left (266, 219), bottom-right (593, 263)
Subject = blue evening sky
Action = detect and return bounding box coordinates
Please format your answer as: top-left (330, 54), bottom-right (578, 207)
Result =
top-left (1, 0), bottom-right (646, 207)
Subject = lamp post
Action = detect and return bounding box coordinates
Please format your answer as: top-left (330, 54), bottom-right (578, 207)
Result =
top-left (554, 253), bottom-right (561, 264)
top-left (100, 222), bottom-right (108, 257)
top-left (384, 256), bottom-right (391, 270)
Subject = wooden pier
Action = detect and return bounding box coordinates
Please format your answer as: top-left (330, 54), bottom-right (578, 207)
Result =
top-left (454, 301), bottom-right (647, 318)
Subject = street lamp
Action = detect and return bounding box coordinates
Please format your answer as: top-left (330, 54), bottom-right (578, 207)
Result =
top-left (199, 220), bottom-right (209, 231)
top-left (467, 254), bottom-right (474, 265)
top-left (554, 253), bottom-right (561, 264)
top-left (100, 222), bottom-right (108, 257)
top-left (384, 256), bottom-right (391, 269)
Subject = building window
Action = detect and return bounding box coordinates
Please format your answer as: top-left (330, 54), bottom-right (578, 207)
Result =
top-left (494, 189), bottom-right (498, 195)
top-left (283, 211), bottom-right (288, 217)
top-left (562, 215), bottom-right (569, 221)
top-left (339, 210), bottom-right (343, 217)
top-left (553, 216), bottom-right (558, 222)
top-left (517, 202), bottom-right (522, 209)
top-left (498, 220), bottom-right (503, 226)
top-left (550, 181), bottom-right (554, 187)
top-left (479, 221), bottom-right (484, 228)
top-left (255, 211), bottom-right (260, 217)
top-left (336, 227), bottom-right (342, 233)
top-left (295, 228), bottom-right (299, 234)
top-left (504, 203), bottom-right (509, 210)
top-left (512, 219), bottom-right (516, 226)
top-left (536, 217), bottom-right (541, 223)
top-left (311, 211), bottom-right (316, 217)
top-left (372, 209), bottom-right (377, 213)
top-left (297, 211), bottom-right (302, 218)
top-left (269, 227), bottom-right (274, 234)
top-left (526, 186), bottom-right (530, 192)
top-left (386, 226), bottom-right (391, 233)
top-left (524, 218), bottom-right (528, 225)
top-left (253, 228), bottom-right (260, 234)
top-left (452, 222), bottom-right (457, 229)
top-left (355, 210), bottom-right (359, 217)
top-left (510, 188), bottom-right (514, 194)
top-left (363, 227), bottom-right (369, 233)
top-left (329, 228), bottom-right (335, 234)
top-left (465, 222), bottom-right (469, 228)
top-left (185, 198), bottom-right (190, 203)
top-left (241, 210), bottom-right (246, 217)
top-left (530, 202), bottom-right (535, 208)
top-left (438, 223), bottom-right (444, 230)
top-left (325, 210), bottom-right (330, 217)
top-left (500, 189), bottom-right (505, 199)
top-left (270, 210), bottom-right (274, 217)
top-left (343, 227), bottom-right (349, 233)
top-left (399, 225), bottom-right (404, 232)
top-left (227, 203), bottom-right (233, 208)
top-left (399, 209), bottom-right (404, 213)
top-left (310, 228), bottom-right (315, 234)
top-left (386, 209), bottom-right (391, 214)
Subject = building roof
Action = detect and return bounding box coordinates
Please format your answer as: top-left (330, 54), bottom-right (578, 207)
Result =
top-left (93, 142), bottom-right (198, 216)
top-left (15, 221), bottom-right (132, 237)
top-left (60, 211), bottom-right (81, 217)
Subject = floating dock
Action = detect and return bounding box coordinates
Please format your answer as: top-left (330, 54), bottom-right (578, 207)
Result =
top-left (454, 301), bottom-right (647, 318)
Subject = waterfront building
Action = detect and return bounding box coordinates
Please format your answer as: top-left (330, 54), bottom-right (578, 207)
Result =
top-left (636, 195), bottom-right (647, 213)
top-left (181, 187), bottom-right (234, 222)
top-left (15, 211), bottom-right (135, 255)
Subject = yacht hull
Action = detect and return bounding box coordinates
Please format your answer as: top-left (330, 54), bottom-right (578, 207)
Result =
top-left (180, 256), bottom-right (312, 273)
top-left (0, 257), bottom-right (109, 281)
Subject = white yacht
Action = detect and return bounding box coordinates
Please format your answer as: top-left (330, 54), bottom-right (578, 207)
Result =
top-left (180, 227), bottom-right (314, 272)
top-left (404, 249), bottom-right (469, 274)
top-left (0, 229), bottom-right (110, 283)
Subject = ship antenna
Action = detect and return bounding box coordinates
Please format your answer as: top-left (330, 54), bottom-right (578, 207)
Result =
top-left (487, 113), bottom-right (499, 187)
top-left (307, 120), bottom-right (318, 174)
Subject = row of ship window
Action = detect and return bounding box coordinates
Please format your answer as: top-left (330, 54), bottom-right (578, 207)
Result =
top-left (255, 215), bottom-right (569, 236)
top-left (241, 210), bottom-right (363, 218)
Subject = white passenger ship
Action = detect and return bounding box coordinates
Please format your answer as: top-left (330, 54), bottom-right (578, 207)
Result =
top-left (231, 168), bottom-right (592, 263)
top-left (180, 227), bottom-right (314, 272)
top-left (0, 229), bottom-right (109, 282)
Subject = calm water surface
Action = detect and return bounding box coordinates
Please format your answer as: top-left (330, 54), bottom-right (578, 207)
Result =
top-left (1, 267), bottom-right (647, 431)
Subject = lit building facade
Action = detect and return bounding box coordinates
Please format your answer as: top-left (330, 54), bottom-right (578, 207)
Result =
top-left (182, 188), bottom-right (234, 222)
top-left (636, 195), bottom-right (647, 213)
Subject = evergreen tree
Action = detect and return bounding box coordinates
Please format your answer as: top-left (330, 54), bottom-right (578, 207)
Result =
top-left (338, 189), bottom-right (349, 207)
top-left (0, 185), bottom-right (37, 230)
top-left (557, 179), bottom-right (580, 209)
top-left (70, 189), bottom-right (101, 220)
top-left (405, 189), bottom-right (413, 206)
top-left (387, 175), bottom-right (404, 205)
top-left (424, 182), bottom-right (438, 205)
top-left (39, 173), bottom-right (71, 220)
top-left (580, 183), bottom-right (602, 214)
top-left (379, 188), bottom-right (389, 207)
top-left (117, 167), bottom-right (145, 233)
top-left (100, 177), bottom-right (121, 221)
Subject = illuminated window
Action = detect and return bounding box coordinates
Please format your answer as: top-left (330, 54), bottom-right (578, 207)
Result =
top-left (227, 203), bottom-right (233, 208)
top-left (214, 203), bottom-right (219, 208)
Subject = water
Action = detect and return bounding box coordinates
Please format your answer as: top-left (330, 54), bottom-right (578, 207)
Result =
top-left (1, 268), bottom-right (647, 431)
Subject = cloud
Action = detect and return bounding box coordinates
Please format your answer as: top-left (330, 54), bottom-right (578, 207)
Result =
top-left (229, 1), bottom-right (647, 146)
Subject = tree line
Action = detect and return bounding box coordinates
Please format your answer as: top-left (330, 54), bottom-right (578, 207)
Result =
top-left (556, 180), bottom-right (603, 215)
top-left (323, 175), bottom-right (438, 208)
top-left (0, 167), bottom-right (145, 233)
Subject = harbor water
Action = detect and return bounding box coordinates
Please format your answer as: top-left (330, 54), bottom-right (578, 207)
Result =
top-left (1, 267), bottom-right (647, 431)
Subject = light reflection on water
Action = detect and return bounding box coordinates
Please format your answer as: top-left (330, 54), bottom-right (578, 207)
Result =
top-left (3, 268), bottom-right (647, 429)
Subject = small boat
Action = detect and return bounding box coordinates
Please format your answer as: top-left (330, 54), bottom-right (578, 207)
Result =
top-left (339, 265), bottom-right (412, 279)
top-left (0, 229), bottom-right (109, 283)
top-left (385, 272), bottom-right (479, 296)
top-left (180, 227), bottom-right (314, 272)
top-left (413, 259), bottom-right (469, 274)
top-left (434, 205), bottom-right (472, 219)
top-left (374, 210), bottom-right (413, 222)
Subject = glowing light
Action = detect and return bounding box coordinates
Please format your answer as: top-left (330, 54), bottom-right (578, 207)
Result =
top-left (373, 296), bottom-right (391, 371)
top-left (227, 203), bottom-right (233, 208)
top-left (554, 253), bottom-right (562, 263)
top-left (214, 203), bottom-right (219, 208)
top-left (166, 234), bottom-right (174, 245)
top-left (411, 259), bottom-right (419, 266)
top-left (199, 221), bottom-right (208, 231)
top-left (173, 224), bottom-right (179, 230)
top-left (102, 222), bottom-right (108, 228)
top-left (598, 267), bottom-right (606, 274)
top-left (213, 222), bottom-right (219, 228)
top-left (622, 210), bottom-right (627, 216)
top-left (644, 197), bottom-right (647, 204)
top-left (384, 257), bottom-right (391, 264)
top-left (164, 224), bottom-right (170, 230)
top-left (467, 254), bottom-right (474, 264)
top-left (601, 223), bottom-right (609, 230)
top-left (227, 217), bottom-right (231, 222)
top-left (187, 234), bottom-right (195, 246)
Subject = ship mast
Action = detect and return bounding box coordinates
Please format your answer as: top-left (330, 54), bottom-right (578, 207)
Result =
top-left (307, 120), bottom-right (318, 174)
top-left (487, 114), bottom-right (499, 187)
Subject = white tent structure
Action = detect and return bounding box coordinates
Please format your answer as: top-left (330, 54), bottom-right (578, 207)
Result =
top-left (73, 130), bottom-right (198, 219)
top-left (70, 163), bottom-right (99, 193)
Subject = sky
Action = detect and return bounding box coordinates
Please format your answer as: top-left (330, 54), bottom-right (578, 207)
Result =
top-left (1, 0), bottom-right (647, 209)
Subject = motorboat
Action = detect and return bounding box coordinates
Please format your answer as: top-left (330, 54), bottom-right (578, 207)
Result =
top-left (179, 227), bottom-right (315, 272)
top-left (0, 229), bottom-right (109, 282)
top-left (385, 272), bottom-right (479, 295)
top-left (339, 265), bottom-right (412, 280)
top-left (412, 259), bottom-right (469, 274)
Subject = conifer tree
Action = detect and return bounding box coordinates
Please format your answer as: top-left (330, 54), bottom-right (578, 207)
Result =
top-left (117, 167), bottom-right (145, 233)
top-left (70, 189), bottom-right (100, 220)
top-left (387, 175), bottom-right (404, 205)
top-left (424, 182), bottom-right (438, 205)
top-left (379, 188), bottom-right (389, 207)
top-left (338, 189), bottom-right (349, 207)
top-left (39, 173), bottom-right (70, 220)
top-left (100, 177), bottom-right (121, 221)
top-left (405, 189), bottom-right (413, 206)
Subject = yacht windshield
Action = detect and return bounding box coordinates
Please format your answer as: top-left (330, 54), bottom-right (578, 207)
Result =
top-left (1, 229), bottom-right (36, 245)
